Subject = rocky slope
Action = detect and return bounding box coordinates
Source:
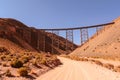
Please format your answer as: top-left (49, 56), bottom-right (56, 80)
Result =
top-left (70, 17), bottom-right (120, 59)
top-left (0, 18), bottom-right (77, 54)
top-left (0, 38), bottom-right (61, 80)
top-left (0, 18), bottom-right (63, 79)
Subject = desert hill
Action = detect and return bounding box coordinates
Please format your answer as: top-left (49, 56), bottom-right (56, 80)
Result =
top-left (0, 18), bottom-right (62, 79)
top-left (0, 37), bottom-right (62, 80)
top-left (70, 17), bottom-right (120, 59)
top-left (0, 18), bottom-right (77, 54)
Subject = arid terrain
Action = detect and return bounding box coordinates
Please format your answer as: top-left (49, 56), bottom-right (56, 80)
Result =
top-left (37, 17), bottom-right (120, 80)
top-left (0, 17), bottom-right (120, 80)
top-left (0, 18), bottom-right (77, 54)
top-left (0, 38), bottom-right (61, 80)
top-left (0, 18), bottom-right (62, 80)
top-left (70, 17), bottom-right (120, 59)
top-left (37, 57), bottom-right (120, 80)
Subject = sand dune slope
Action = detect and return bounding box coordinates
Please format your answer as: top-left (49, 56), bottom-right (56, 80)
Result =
top-left (37, 57), bottom-right (120, 80)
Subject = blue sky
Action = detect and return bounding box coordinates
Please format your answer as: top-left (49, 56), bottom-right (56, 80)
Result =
top-left (0, 0), bottom-right (120, 44)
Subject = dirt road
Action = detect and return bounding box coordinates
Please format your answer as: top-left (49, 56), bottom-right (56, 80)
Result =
top-left (37, 57), bottom-right (120, 80)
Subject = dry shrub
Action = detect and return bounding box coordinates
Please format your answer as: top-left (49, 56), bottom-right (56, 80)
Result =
top-left (113, 65), bottom-right (120, 72)
top-left (0, 47), bottom-right (9, 53)
top-left (4, 69), bottom-right (13, 77)
top-left (0, 54), bottom-right (11, 61)
top-left (35, 54), bottom-right (42, 60)
top-left (48, 56), bottom-right (62, 67)
top-left (74, 57), bottom-right (80, 61)
top-left (77, 58), bottom-right (83, 61)
top-left (32, 59), bottom-right (38, 67)
top-left (69, 56), bottom-right (80, 61)
top-left (40, 58), bottom-right (47, 65)
top-left (0, 55), bottom-right (6, 61)
top-left (50, 55), bottom-right (57, 61)
top-left (11, 60), bottom-right (23, 68)
top-left (53, 58), bottom-right (62, 66)
top-left (6, 55), bottom-right (11, 61)
top-left (30, 70), bottom-right (38, 77)
top-left (33, 53), bottom-right (59, 68)
top-left (18, 67), bottom-right (28, 76)
top-left (67, 55), bottom-right (89, 62)
top-left (94, 60), bottom-right (103, 66)
top-left (21, 55), bottom-right (29, 63)
top-left (32, 59), bottom-right (42, 68)
top-left (2, 62), bottom-right (7, 67)
top-left (78, 58), bottom-right (85, 61)
top-left (82, 58), bottom-right (88, 61)
top-left (103, 63), bottom-right (114, 70)
top-left (89, 59), bottom-right (95, 62)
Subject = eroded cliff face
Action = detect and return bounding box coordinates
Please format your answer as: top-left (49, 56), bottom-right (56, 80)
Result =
top-left (0, 18), bottom-right (77, 54)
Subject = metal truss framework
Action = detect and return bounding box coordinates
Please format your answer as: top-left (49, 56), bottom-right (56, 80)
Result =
top-left (66, 30), bottom-right (74, 51)
top-left (38, 30), bottom-right (46, 52)
top-left (51, 30), bottom-right (60, 53)
top-left (38, 22), bottom-right (114, 53)
top-left (80, 28), bottom-right (88, 44)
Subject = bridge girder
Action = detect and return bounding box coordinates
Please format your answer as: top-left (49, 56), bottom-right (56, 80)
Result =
top-left (37, 22), bottom-right (114, 54)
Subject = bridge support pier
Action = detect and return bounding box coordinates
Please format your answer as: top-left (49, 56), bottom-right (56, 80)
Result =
top-left (37, 30), bottom-right (40, 50)
top-left (66, 30), bottom-right (74, 51)
top-left (96, 26), bottom-right (103, 35)
top-left (38, 22), bottom-right (114, 54)
top-left (52, 30), bottom-right (60, 53)
top-left (80, 28), bottom-right (89, 44)
top-left (39, 30), bottom-right (46, 52)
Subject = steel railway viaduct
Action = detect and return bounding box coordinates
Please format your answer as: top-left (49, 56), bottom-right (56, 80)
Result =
top-left (36, 22), bottom-right (114, 54)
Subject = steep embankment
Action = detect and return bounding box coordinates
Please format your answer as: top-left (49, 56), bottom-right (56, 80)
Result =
top-left (0, 18), bottom-right (62, 80)
top-left (0, 18), bottom-right (77, 54)
top-left (70, 17), bottom-right (120, 59)
top-left (0, 18), bottom-right (36, 51)
top-left (0, 38), bottom-right (25, 53)
top-left (0, 38), bottom-right (61, 80)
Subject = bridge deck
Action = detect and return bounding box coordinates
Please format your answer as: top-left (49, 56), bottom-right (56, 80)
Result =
top-left (39, 22), bottom-right (114, 31)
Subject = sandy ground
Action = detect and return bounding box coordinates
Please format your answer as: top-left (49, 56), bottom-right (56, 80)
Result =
top-left (37, 57), bottom-right (120, 80)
